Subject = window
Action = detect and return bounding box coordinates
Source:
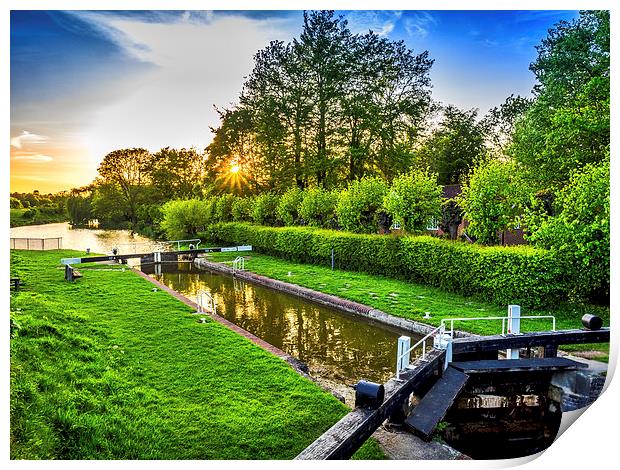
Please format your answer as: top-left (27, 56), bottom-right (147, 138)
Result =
top-left (426, 217), bottom-right (439, 231)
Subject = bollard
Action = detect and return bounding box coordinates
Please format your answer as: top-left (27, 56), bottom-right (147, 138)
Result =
top-left (582, 314), bottom-right (603, 331)
top-left (354, 380), bottom-right (385, 408)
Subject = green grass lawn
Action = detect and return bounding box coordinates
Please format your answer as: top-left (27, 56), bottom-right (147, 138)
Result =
top-left (207, 251), bottom-right (610, 361)
top-left (10, 249), bottom-right (384, 460)
top-left (10, 208), bottom-right (68, 228)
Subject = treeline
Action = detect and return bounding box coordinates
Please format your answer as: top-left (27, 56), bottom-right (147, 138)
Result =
top-left (58, 11), bottom-right (608, 302)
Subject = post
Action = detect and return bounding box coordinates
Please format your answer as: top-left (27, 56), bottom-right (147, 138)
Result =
top-left (433, 331), bottom-right (453, 369)
top-left (506, 304), bottom-right (521, 359)
top-left (397, 336), bottom-right (411, 374)
top-left (331, 244), bottom-right (334, 271)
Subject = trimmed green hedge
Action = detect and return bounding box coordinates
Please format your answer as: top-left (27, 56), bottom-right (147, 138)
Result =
top-left (201, 223), bottom-right (571, 308)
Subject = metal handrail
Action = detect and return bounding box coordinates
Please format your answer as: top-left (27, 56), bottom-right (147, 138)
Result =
top-left (195, 290), bottom-right (216, 315)
top-left (232, 256), bottom-right (245, 274)
top-left (159, 239), bottom-right (202, 251)
top-left (440, 315), bottom-right (556, 338)
top-left (396, 324), bottom-right (445, 379)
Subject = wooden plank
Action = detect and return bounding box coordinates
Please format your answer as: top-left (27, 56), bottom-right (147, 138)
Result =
top-left (449, 357), bottom-right (588, 374)
top-left (452, 329), bottom-right (610, 355)
top-left (295, 349), bottom-right (446, 460)
top-left (404, 367), bottom-right (469, 441)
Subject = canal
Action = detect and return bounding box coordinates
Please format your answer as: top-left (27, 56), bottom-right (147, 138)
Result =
top-left (11, 223), bottom-right (420, 395)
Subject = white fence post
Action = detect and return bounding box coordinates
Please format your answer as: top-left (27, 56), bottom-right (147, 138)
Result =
top-left (397, 336), bottom-right (411, 373)
top-left (506, 304), bottom-right (521, 359)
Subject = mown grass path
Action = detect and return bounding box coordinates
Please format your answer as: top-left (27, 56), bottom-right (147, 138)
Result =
top-left (10, 250), bottom-right (384, 459)
top-left (207, 252), bottom-right (610, 360)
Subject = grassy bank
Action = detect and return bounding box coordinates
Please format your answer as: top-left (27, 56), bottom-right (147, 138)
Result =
top-left (10, 249), bottom-right (384, 459)
top-left (206, 251), bottom-right (610, 361)
top-left (10, 208), bottom-right (68, 228)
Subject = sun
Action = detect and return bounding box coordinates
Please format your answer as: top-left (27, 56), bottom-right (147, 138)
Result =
top-left (230, 163), bottom-right (240, 174)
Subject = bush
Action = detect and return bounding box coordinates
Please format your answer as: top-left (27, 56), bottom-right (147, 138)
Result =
top-left (22, 208), bottom-right (38, 220)
top-left (160, 199), bottom-right (211, 239)
top-left (458, 160), bottom-right (530, 245)
top-left (277, 188), bottom-right (304, 226)
top-left (383, 169), bottom-right (442, 232)
top-left (202, 222), bottom-right (570, 308)
top-left (336, 177), bottom-right (388, 233)
top-left (232, 197), bottom-right (254, 222)
top-left (527, 157), bottom-right (609, 302)
top-left (215, 194), bottom-right (236, 222)
top-left (252, 193), bottom-right (280, 226)
top-left (298, 188), bottom-right (338, 228)
top-left (10, 197), bottom-right (23, 209)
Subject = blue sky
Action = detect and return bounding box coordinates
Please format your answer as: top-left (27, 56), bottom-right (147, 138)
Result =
top-left (10, 10), bottom-right (579, 192)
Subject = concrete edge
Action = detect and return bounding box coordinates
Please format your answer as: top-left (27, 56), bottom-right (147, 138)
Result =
top-left (194, 257), bottom-right (475, 340)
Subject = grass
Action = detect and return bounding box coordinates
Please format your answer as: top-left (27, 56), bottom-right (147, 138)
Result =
top-left (10, 208), bottom-right (67, 228)
top-left (206, 251), bottom-right (610, 360)
top-left (10, 249), bottom-right (385, 460)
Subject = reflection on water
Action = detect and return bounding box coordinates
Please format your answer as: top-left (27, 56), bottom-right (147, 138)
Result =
top-left (144, 262), bottom-right (421, 385)
top-left (10, 223), bottom-right (158, 255)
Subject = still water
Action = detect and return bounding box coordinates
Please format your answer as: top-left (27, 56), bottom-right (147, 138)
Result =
top-left (143, 262), bottom-right (419, 386)
top-left (10, 222), bottom-right (157, 255)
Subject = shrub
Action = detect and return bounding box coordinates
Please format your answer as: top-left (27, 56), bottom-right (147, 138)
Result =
top-left (215, 194), bottom-right (236, 222)
top-left (10, 197), bottom-right (23, 209)
top-left (276, 188), bottom-right (304, 226)
top-left (298, 188), bottom-right (338, 228)
top-left (160, 199), bottom-right (211, 239)
top-left (527, 157), bottom-right (609, 302)
top-left (252, 193), bottom-right (281, 226)
top-left (203, 222), bottom-right (570, 308)
top-left (336, 177), bottom-right (389, 233)
top-left (232, 197), bottom-right (254, 222)
top-left (204, 197), bottom-right (218, 225)
top-left (383, 169), bottom-right (442, 232)
top-left (458, 160), bottom-right (530, 245)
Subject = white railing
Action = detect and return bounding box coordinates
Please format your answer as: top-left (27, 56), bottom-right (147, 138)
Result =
top-left (194, 290), bottom-right (216, 315)
top-left (440, 315), bottom-right (556, 338)
top-left (232, 256), bottom-right (245, 274)
top-left (158, 238), bottom-right (202, 252)
top-left (396, 324), bottom-right (445, 379)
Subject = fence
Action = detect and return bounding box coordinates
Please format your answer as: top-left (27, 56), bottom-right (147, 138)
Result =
top-left (10, 237), bottom-right (62, 250)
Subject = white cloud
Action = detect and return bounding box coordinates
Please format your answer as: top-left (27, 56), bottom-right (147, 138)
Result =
top-left (10, 151), bottom-right (54, 163)
top-left (346, 11), bottom-right (402, 37)
top-left (65, 12), bottom-right (298, 158)
top-left (404, 12), bottom-right (438, 39)
top-left (10, 130), bottom-right (48, 148)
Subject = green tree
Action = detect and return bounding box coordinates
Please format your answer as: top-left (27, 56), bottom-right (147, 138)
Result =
top-left (66, 188), bottom-right (93, 226)
top-left (383, 168), bottom-right (442, 232)
top-left (417, 105), bottom-right (486, 185)
top-left (96, 148), bottom-right (154, 226)
top-left (276, 187), bottom-right (305, 226)
top-left (10, 197), bottom-right (22, 209)
top-left (298, 188), bottom-right (338, 228)
top-left (526, 157), bottom-right (609, 301)
top-left (458, 160), bottom-right (530, 245)
top-left (509, 11), bottom-right (610, 187)
top-left (160, 199), bottom-right (211, 239)
top-left (336, 176), bottom-right (388, 233)
top-left (150, 147), bottom-right (205, 200)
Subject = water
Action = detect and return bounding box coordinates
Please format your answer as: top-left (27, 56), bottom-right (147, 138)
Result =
top-left (10, 222), bottom-right (158, 255)
top-left (143, 261), bottom-right (420, 386)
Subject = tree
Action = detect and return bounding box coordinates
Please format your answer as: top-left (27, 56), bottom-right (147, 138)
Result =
top-left (526, 157), bottom-right (609, 302)
top-left (417, 105), bottom-right (486, 185)
top-left (336, 176), bottom-right (388, 233)
top-left (509, 11), bottom-right (610, 187)
top-left (160, 199), bottom-right (211, 239)
top-left (150, 147), bottom-right (205, 200)
top-left (383, 168), bottom-right (442, 232)
top-left (66, 187), bottom-right (93, 226)
top-left (298, 188), bottom-right (338, 228)
top-left (97, 148), bottom-right (154, 226)
top-left (458, 160), bottom-right (530, 245)
top-left (480, 94), bottom-right (532, 155)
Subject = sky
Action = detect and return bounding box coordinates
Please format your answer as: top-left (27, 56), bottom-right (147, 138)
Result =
top-left (9, 9), bottom-right (580, 193)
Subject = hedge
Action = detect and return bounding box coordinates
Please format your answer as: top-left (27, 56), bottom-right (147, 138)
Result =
top-left (201, 222), bottom-right (571, 308)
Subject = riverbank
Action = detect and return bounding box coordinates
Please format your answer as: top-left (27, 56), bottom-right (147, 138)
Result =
top-left (204, 251), bottom-right (610, 362)
top-left (10, 208), bottom-right (68, 228)
top-left (9, 249), bottom-right (384, 459)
